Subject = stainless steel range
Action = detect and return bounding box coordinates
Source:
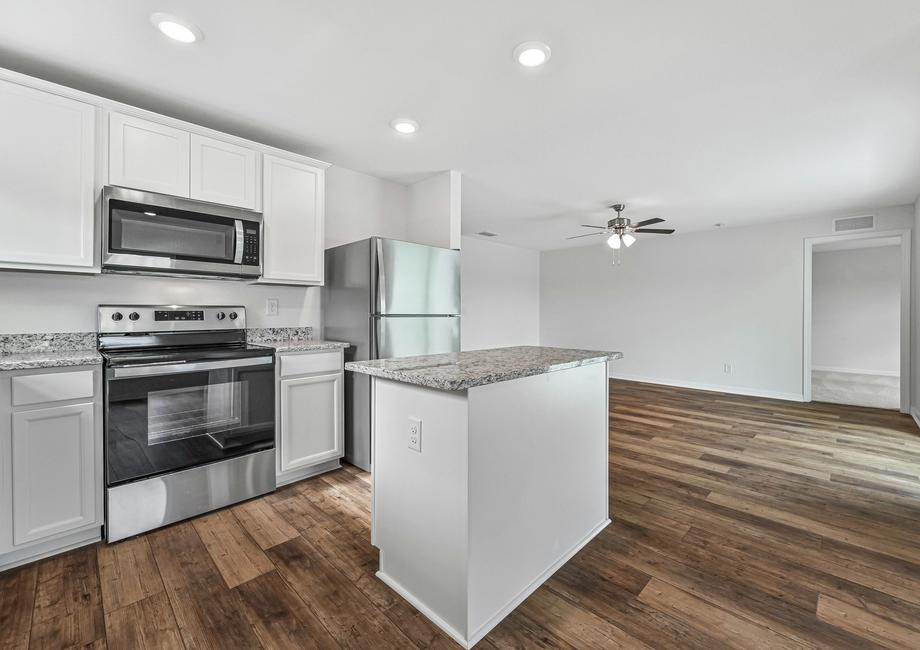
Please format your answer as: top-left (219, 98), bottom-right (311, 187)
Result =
top-left (98, 305), bottom-right (275, 542)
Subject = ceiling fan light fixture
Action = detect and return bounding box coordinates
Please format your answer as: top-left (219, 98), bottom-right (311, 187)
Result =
top-left (607, 234), bottom-right (621, 249)
top-left (621, 233), bottom-right (636, 247)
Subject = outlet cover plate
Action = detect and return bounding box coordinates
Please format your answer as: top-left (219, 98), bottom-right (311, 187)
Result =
top-left (408, 417), bottom-right (422, 453)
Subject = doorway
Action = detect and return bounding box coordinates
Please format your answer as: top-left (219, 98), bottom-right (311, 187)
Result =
top-left (803, 230), bottom-right (910, 412)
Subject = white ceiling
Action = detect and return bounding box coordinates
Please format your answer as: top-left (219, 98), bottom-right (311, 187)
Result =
top-left (2, 0), bottom-right (920, 250)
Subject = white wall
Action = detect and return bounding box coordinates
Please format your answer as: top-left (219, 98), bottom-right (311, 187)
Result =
top-left (461, 236), bottom-right (540, 351)
top-left (913, 199), bottom-right (920, 420)
top-left (407, 171), bottom-right (462, 250)
top-left (812, 246), bottom-right (900, 374)
top-left (541, 205), bottom-right (914, 400)
top-left (0, 271), bottom-right (319, 333)
top-left (325, 166), bottom-right (409, 249)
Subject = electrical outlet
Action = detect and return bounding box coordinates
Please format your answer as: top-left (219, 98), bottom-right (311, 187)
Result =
top-left (723, 363), bottom-right (733, 375)
top-left (408, 417), bottom-right (422, 453)
top-left (265, 298), bottom-right (279, 316)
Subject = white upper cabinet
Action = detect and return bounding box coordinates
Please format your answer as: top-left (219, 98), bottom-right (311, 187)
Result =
top-left (190, 134), bottom-right (259, 209)
top-left (0, 79), bottom-right (96, 272)
top-left (261, 154), bottom-right (326, 285)
top-left (109, 112), bottom-right (190, 196)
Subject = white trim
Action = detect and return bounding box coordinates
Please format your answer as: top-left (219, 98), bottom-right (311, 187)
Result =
top-left (377, 518), bottom-right (611, 649)
top-left (610, 372), bottom-right (804, 402)
top-left (803, 229), bottom-right (911, 413)
top-left (911, 407), bottom-right (920, 431)
top-left (812, 366), bottom-right (900, 377)
top-left (375, 571), bottom-right (469, 648)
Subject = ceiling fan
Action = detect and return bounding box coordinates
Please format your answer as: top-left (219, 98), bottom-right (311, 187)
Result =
top-left (566, 203), bottom-right (675, 264)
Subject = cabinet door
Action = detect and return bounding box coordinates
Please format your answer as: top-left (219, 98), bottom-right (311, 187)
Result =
top-left (11, 402), bottom-right (96, 545)
top-left (109, 112), bottom-right (190, 196)
top-left (190, 134), bottom-right (258, 209)
top-left (261, 154), bottom-right (325, 285)
top-left (0, 79), bottom-right (96, 271)
top-left (279, 372), bottom-right (343, 472)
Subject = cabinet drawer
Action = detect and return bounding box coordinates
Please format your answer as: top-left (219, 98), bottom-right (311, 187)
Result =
top-left (280, 351), bottom-right (341, 377)
top-left (12, 370), bottom-right (95, 406)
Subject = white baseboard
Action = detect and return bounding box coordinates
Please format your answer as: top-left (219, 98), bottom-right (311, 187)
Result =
top-left (276, 458), bottom-right (341, 488)
top-left (609, 372), bottom-right (803, 402)
top-left (812, 366), bottom-right (900, 377)
top-left (911, 407), bottom-right (920, 431)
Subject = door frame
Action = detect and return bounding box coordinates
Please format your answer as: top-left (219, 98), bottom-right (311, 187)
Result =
top-left (803, 229), bottom-right (911, 412)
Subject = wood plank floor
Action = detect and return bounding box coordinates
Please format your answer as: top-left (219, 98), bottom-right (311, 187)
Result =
top-left (4, 379), bottom-right (920, 649)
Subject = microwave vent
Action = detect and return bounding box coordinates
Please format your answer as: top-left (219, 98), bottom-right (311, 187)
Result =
top-left (833, 215), bottom-right (875, 233)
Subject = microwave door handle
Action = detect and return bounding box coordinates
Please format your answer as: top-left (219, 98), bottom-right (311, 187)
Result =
top-left (233, 220), bottom-right (244, 264)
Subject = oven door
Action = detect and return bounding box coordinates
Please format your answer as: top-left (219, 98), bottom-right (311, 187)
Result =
top-left (105, 355), bottom-right (275, 487)
top-left (102, 186), bottom-right (262, 278)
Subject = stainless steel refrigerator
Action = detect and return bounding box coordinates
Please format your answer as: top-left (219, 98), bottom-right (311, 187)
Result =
top-left (324, 237), bottom-right (461, 470)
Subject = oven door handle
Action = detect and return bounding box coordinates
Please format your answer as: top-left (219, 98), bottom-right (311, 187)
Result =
top-left (233, 220), bottom-right (244, 264)
top-left (112, 356), bottom-right (273, 378)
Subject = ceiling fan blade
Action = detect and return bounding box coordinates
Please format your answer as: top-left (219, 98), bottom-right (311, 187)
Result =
top-left (579, 224), bottom-right (607, 229)
top-left (566, 232), bottom-right (606, 240)
top-left (633, 217), bottom-right (664, 228)
top-left (634, 228), bottom-right (675, 234)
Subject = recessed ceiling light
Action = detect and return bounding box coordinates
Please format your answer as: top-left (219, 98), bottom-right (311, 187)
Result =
top-left (513, 41), bottom-right (551, 67)
top-left (391, 119), bottom-right (419, 135)
top-left (151, 13), bottom-right (202, 43)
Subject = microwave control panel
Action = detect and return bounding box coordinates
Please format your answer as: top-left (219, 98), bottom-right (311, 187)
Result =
top-left (242, 228), bottom-right (260, 265)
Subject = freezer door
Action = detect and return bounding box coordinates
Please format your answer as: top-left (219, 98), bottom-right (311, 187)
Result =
top-left (373, 316), bottom-right (460, 359)
top-left (374, 238), bottom-right (460, 315)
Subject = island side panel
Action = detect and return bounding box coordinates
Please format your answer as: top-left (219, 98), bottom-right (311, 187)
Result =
top-left (371, 377), bottom-right (471, 641)
top-left (466, 361), bottom-right (610, 640)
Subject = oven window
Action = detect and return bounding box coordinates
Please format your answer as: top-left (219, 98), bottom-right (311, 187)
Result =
top-left (110, 209), bottom-right (235, 261)
top-left (148, 381), bottom-right (246, 445)
top-left (105, 365), bottom-right (274, 486)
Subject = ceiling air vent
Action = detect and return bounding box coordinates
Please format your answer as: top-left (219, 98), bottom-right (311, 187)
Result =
top-left (476, 231), bottom-right (498, 237)
top-left (833, 215), bottom-right (875, 233)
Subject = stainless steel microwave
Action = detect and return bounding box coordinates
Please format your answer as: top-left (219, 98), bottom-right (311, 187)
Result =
top-left (102, 186), bottom-right (262, 279)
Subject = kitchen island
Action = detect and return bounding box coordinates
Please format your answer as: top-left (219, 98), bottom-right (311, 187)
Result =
top-left (346, 345), bottom-right (621, 648)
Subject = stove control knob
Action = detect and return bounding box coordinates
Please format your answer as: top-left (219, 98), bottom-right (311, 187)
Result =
top-left (229, 312), bottom-right (238, 320)
top-left (128, 312), bottom-right (140, 321)
top-left (216, 311), bottom-right (226, 320)
top-left (111, 312), bottom-right (123, 322)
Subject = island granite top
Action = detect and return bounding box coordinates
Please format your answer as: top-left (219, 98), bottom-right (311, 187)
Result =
top-left (345, 345), bottom-right (622, 391)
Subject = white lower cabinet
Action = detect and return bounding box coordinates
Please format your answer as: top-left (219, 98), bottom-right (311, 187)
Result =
top-left (11, 402), bottom-right (96, 545)
top-left (0, 366), bottom-right (103, 570)
top-left (276, 350), bottom-right (344, 485)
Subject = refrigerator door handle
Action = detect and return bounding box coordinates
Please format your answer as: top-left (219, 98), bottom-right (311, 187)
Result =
top-left (375, 238), bottom-right (387, 315)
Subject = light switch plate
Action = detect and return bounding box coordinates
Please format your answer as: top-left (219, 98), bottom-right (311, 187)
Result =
top-left (408, 417), bottom-right (422, 453)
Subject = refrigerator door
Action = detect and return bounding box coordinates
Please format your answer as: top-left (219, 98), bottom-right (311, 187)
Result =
top-left (374, 238), bottom-right (460, 315)
top-left (373, 315), bottom-right (461, 359)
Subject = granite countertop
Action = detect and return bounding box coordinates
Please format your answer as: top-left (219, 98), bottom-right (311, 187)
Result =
top-left (0, 332), bottom-right (101, 371)
top-left (0, 349), bottom-right (103, 371)
top-left (345, 345), bottom-right (622, 391)
top-left (252, 340), bottom-right (351, 353)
